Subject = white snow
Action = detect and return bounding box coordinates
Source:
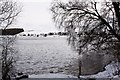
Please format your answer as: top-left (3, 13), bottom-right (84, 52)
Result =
top-left (29, 62), bottom-right (120, 78)
top-left (15, 37), bottom-right (120, 79)
top-left (81, 61), bottom-right (120, 78)
top-left (29, 73), bottom-right (77, 78)
top-left (15, 37), bottom-right (78, 75)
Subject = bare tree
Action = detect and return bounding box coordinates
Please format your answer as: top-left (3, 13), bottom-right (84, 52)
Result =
top-left (51, 0), bottom-right (120, 77)
top-left (0, 0), bottom-right (21, 29)
top-left (0, 0), bottom-right (21, 80)
top-left (0, 36), bottom-right (18, 80)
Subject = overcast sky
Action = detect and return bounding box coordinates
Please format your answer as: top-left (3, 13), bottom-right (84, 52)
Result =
top-left (10, 0), bottom-right (108, 33)
top-left (11, 0), bottom-right (63, 33)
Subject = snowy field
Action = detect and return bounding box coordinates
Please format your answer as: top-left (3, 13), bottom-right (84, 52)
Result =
top-left (15, 36), bottom-right (79, 76)
top-left (14, 36), bottom-right (119, 79)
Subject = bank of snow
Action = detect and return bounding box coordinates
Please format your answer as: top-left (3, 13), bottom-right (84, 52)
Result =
top-left (29, 73), bottom-right (77, 78)
top-left (29, 62), bottom-right (119, 78)
top-left (81, 61), bottom-right (119, 78)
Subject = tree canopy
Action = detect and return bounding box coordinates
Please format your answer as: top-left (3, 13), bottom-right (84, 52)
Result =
top-left (51, 0), bottom-right (120, 61)
top-left (0, 0), bottom-right (21, 29)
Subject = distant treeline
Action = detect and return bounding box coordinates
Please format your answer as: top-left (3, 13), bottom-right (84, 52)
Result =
top-left (19, 32), bottom-right (68, 37)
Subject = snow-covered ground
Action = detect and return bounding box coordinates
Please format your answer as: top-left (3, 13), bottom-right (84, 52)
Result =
top-left (15, 37), bottom-right (78, 75)
top-left (29, 73), bottom-right (77, 78)
top-left (81, 61), bottom-right (119, 78)
top-left (29, 62), bottom-right (119, 78)
top-left (15, 36), bottom-right (120, 79)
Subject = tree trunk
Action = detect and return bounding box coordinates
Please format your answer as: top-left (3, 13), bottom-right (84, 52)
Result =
top-left (78, 58), bottom-right (81, 78)
top-left (78, 49), bottom-right (81, 79)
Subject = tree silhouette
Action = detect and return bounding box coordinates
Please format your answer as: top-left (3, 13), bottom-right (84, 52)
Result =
top-left (51, 0), bottom-right (120, 77)
top-left (0, 0), bottom-right (21, 79)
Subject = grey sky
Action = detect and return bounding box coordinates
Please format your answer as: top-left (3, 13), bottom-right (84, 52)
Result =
top-left (11, 0), bottom-right (62, 33)
top-left (11, 0), bottom-right (108, 33)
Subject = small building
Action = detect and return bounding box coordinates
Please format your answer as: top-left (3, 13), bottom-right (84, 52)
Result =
top-left (0, 28), bottom-right (24, 35)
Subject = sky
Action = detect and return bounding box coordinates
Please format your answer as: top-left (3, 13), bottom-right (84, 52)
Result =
top-left (11, 0), bottom-right (103, 34)
top-left (11, 0), bottom-right (63, 33)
